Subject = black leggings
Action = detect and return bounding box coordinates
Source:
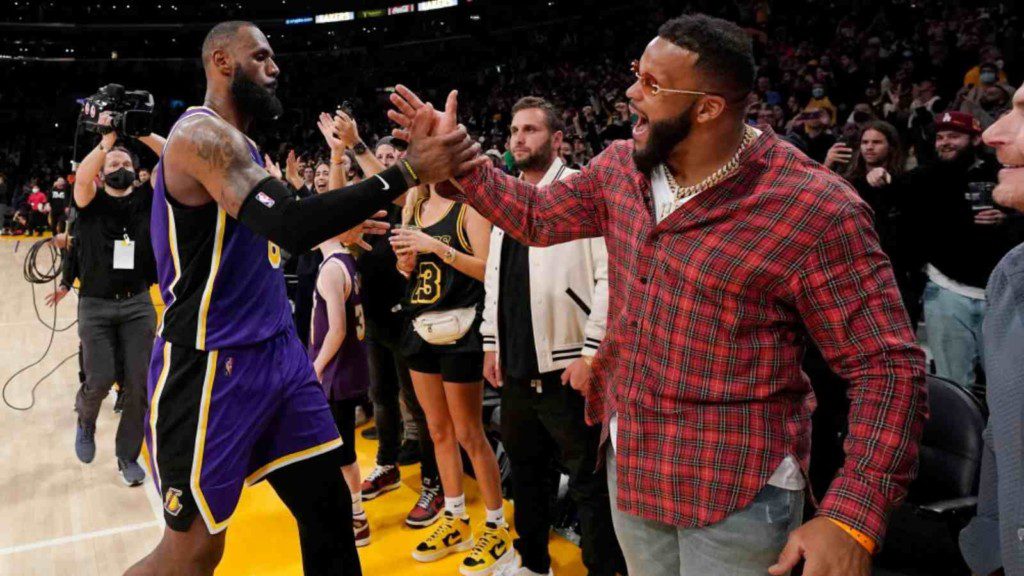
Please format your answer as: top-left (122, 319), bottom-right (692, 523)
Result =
top-left (266, 447), bottom-right (362, 576)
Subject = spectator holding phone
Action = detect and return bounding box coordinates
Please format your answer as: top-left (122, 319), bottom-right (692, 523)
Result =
top-left (790, 107), bottom-right (836, 163)
top-left (869, 111), bottom-right (1024, 390)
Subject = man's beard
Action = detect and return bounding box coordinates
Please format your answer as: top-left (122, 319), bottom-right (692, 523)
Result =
top-left (937, 144), bottom-right (975, 166)
top-left (632, 102), bottom-right (695, 176)
top-left (514, 140), bottom-right (555, 173)
top-left (231, 68), bottom-right (283, 122)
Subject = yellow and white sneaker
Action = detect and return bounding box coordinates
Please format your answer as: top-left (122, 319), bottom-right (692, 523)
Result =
top-left (412, 511), bottom-right (473, 562)
top-left (459, 521), bottom-right (514, 576)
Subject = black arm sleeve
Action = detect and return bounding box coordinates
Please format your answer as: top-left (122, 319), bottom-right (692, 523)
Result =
top-left (237, 165), bottom-right (409, 254)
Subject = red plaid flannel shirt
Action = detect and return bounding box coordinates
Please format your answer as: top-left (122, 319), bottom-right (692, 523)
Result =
top-left (447, 130), bottom-right (927, 546)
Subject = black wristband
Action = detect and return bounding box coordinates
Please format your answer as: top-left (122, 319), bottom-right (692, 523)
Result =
top-left (352, 141), bottom-right (368, 155)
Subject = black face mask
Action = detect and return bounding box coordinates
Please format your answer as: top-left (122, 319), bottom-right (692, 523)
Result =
top-left (104, 167), bottom-right (135, 191)
top-left (231, 65), bottom-right (283, 122)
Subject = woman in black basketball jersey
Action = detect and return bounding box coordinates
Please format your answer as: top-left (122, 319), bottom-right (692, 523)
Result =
top-left (389, 186), bottom-right (514, 574)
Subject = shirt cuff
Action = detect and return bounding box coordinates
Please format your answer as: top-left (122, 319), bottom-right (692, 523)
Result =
top-left (827, 518), bottom-right (877, 555)
top-left (818, 475), bottom-right (891, 551)
top-left (482, 334), bottom-right (497, 353)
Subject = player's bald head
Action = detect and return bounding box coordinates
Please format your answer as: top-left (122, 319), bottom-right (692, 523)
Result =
top-left (202, 20), bottom-right (257, 68)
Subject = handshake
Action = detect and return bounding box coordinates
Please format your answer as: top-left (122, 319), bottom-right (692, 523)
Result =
top-left (386, 86), bottom-right (490, 186)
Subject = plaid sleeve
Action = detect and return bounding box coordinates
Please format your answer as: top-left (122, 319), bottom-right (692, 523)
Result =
top-left (447, 143), bottom-right (625, 247)
top-left (789, 200), bottom-right (928, 547)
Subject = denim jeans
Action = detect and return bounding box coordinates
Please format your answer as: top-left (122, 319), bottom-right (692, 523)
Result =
top-left (923, 280), bottom-right (986, 389)
top-left (607, 446), bottom-right (803, 576)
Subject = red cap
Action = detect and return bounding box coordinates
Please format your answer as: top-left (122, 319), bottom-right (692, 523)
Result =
top-left (934, 111), bottom-right (982, 135)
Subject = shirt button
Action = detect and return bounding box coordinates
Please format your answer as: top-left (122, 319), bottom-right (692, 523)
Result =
top-left (639, 277), bottom-right (648, 285)
top-left (630, 320), bottom-right (638, 328)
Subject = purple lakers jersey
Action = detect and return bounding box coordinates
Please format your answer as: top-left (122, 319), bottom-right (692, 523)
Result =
top-left (309, 250), bottom-right (369, 401)
top-left (151, 107), bottom-right (292, 351)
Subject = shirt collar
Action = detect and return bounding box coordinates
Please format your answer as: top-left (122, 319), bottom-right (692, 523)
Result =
top-left (537, 157), bottom-right (566, 186)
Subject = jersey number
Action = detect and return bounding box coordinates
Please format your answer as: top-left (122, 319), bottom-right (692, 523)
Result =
top-left (411, 262), bottom-right (442, 305)
top-left (352, 277), bottom-right (365, 341)
top-left (268, 242), bottom-right (282, 269)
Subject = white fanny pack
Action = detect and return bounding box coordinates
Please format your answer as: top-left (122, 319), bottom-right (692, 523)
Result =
top-left (412, 307), bottom-right (478, 345)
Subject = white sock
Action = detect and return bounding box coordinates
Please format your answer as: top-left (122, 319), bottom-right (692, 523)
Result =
top-left (485, 506), bottom-right (505, 526)
top-left (351, 492), bottom-right (365, 517)
top-left (445, 494), bottom-right (467, 518)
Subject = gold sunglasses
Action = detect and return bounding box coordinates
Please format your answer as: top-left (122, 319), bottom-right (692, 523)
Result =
top-left (631, 60), bottom-right (711, 98)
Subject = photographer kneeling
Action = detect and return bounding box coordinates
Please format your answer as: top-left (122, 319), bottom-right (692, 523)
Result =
top-left (50, 112), bottom-right (162, 486)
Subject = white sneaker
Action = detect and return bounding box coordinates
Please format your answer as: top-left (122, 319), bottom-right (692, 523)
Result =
top-left (492, 553), bottom-right (553, 576)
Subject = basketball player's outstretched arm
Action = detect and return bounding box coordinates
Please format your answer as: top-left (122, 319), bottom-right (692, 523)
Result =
top-left (165, 109), bottom-right (483, 254)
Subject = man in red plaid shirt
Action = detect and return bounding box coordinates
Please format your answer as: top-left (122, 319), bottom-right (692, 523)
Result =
top-left (388, 13), bottom-right (927, 576)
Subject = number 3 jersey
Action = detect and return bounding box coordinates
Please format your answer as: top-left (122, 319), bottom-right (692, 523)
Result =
top-left (403, 199), bottom-right (484, 317)
top-left (151, 106), bottom-right (293, 351)
top-left (309, 250), bottom-right (369, 401)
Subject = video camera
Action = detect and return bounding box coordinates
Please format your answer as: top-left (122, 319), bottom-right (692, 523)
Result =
top-left (79, 84), bottom-right (154, 138)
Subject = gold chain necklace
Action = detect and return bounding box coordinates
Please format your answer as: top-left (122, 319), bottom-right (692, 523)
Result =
top-left (665, 126), bottom-right (757, 202)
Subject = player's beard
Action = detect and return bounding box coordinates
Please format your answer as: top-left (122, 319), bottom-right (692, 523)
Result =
top-left (231, 66), bottom-right (283, 122)
top-left (632, 102), bottom-right (695, 177)
top-left (514, 140), bottom-right (555, 173)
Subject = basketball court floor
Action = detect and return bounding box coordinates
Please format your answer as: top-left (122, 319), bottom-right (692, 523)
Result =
top-left (0, 236), bottom-right (586, 575)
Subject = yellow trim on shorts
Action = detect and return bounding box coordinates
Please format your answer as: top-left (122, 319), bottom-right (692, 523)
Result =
top-left (157, 201), bottom-right (182, 337)
top-left (243, 436), bottom-right (344, 487)
top-left (147, 341), bottom-right (172, 486)
top-left (190, 351), bottom-right (227, 533)
top-left (195, 208), bottom-right (226, 350)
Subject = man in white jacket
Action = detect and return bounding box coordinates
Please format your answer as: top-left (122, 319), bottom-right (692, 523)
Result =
top-left (482, 97), bottom-right (625, 576)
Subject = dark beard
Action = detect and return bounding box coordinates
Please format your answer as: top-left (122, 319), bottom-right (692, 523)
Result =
top-left (231, 68), bottom-right (283, 122)
top-left (632, 102), bottom-right (695, 176)
top-left (938, 144), bottom-right (975, 167)
top-left (514, 140), bottom-right (555, 173)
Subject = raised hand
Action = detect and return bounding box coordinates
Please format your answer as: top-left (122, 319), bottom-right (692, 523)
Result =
top-left (332, 110), bottom-right (362, 149)
top-left (317, 113), bottom-right (345, 154)
top-left (402, 104), bottom-right (489, 184)
top-left (387, 85), bottom-right (458, 142)
top-left (264, 154), bottom-right (283, 180)
top-left (284, 149), bottom-right (303, 189)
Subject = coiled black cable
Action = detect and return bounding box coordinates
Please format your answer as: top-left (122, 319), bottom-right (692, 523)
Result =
top-left (3, 238), bottom-right (79, 411)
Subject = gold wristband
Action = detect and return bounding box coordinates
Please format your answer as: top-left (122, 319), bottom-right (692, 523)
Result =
top-left (401, 158), bottom-right (420, 185)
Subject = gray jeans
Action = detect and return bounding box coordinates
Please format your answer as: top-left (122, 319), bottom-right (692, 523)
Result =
top-left (607, 446), bottom-right (803, 576)
top-left (75, 293), bottom-right (155, 461)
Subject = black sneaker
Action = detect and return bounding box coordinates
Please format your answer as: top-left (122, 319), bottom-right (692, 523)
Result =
top-left (397, 439), bottom-right (421, 466)
top-left (118, 458), bottom-right (146, 486)
top-left (75, 419), bottom-right (96, 463)
top-left (360, 426), bottom-right (379, 440)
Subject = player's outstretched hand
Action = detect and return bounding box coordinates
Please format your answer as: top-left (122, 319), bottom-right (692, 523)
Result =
top-left (402, 104), bottom-right (488, 184)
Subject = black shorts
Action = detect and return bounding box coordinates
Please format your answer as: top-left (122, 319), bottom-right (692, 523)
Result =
top-left (404, 349), bottom-right (484, 383)
top-left (328, 398), bottom-right (360, 467)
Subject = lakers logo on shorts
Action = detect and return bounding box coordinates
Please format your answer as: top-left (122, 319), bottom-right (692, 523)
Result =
top-left (164, 487), bottom-right (184, 516)
top-left (267, 241), bottom-right (282, 269)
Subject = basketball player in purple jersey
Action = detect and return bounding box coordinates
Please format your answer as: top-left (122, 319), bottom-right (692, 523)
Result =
top-left (125, 20), bottom-right (486, 576)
